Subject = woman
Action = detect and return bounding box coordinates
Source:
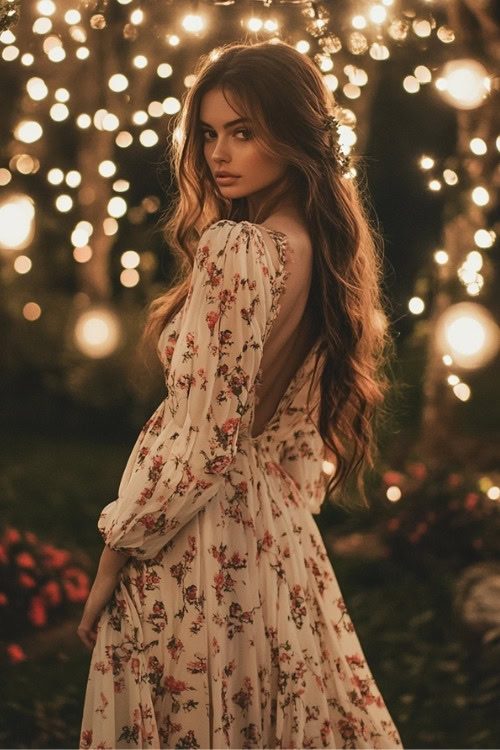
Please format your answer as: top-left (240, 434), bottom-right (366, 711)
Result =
top-left (78, 40), bottom-right (403, 749)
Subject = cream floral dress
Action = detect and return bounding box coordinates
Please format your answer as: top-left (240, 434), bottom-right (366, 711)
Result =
top-left (79, 220), bottom-right (403, 749)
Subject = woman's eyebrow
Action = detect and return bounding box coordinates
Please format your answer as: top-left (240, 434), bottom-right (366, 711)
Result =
top-left (199, 117), bottom-right (250, 129)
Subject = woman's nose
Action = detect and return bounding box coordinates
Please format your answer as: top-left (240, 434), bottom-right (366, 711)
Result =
top-left (212, 138), bottom-right (230, 161)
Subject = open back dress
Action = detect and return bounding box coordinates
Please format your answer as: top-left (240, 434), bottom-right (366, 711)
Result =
top-left (79, 219), bottom-right (403, 749)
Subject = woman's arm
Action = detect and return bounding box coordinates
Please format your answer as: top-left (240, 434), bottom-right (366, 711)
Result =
top-left (77, 545), bottom-right (129, 650)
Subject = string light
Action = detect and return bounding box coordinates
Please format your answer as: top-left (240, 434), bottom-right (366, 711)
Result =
top-left (0, 195), bottom-right (35, 252)
top-left (1, 0), bottom-right (497, 401)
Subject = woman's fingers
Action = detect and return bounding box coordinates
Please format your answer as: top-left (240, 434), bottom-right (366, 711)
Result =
top-left (77, 624), bottom-right (97, 650)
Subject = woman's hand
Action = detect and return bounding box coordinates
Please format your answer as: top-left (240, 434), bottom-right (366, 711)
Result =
top-left (77, 571), bottom-right (120, 649)
top-left (77, 545), bottom-right (130, 650)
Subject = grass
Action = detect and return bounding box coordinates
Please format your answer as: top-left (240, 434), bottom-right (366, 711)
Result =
top-left (1, 427), bottom-right (499, 748)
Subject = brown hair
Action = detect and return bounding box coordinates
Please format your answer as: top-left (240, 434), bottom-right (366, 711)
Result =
top-left (141, 40), bottom-right (395, 507)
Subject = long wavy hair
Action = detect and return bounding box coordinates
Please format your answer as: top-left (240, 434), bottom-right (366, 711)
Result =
top-left (141, 40), bottom-right (395, 507)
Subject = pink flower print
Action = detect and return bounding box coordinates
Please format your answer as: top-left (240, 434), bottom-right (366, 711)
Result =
top-left (206, 454), bottom-right (232, 473)
top-left (186, 655), bottom-right (206, 674)
top-left (336, 596), bottom-right (347, 612)
top-left (131, 658), bottom-right (140, 676)
top-left (206, 310), bottom-right (219, 332)
top-left (261, 530), bottom-right (274, 550)
top-left (232, 676), bottom-right (253, 712)
top-left (206, 261), bottom-right (220, 285)
top-left (164, 675), bottom-right (188, 693)
top-left (346, 653), bottom-right (364, 668)
top-left (221, 418), bottom-right (239, 436)
top-left (80, 729), bottom-right (93, 749)
top-left (166, 636), bottom-right (184, 662)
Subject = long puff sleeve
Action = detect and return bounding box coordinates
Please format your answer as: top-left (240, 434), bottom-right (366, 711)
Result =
top-left (98, 220), bottom-right (282, 560)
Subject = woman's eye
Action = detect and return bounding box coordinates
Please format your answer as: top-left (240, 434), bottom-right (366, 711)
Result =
top-left (236, 128), bottom-right (252, 140)
top-left (201, 129), bottom-right (252, 141)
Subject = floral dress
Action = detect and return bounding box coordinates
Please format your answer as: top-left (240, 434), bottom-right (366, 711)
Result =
top-left (79, 220), bottom-right (403, 749)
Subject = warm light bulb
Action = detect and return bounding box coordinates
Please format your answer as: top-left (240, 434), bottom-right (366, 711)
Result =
top-left (182, 14), bottom-right (204, 33)
top-left (409, 297), bottom-right (425, 314)
top-left (438, 58), bottom-right (490, 109)
top-left (0, 194), bottom-right (35, 251)
top-left (474, 229), bottom-right (495, 248)
top-left (434, 250), bottom-right (448, 265)
top-left (472, 186), bottom-right (489, 206)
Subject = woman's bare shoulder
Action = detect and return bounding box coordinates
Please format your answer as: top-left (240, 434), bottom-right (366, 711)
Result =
top-left (257, 214), bottom-right (312, 261)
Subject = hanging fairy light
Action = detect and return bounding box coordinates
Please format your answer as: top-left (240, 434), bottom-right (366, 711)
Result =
top-left (0, 194), bottom-right (35, 253)
top-left (73, 306), bottom-right (121, 358)
top-left (182, 13), bottom-right (205, 33)
top-left (436, 59), bottom-right (491, 109)
top-left (436, 302), bottom-right (500, 370)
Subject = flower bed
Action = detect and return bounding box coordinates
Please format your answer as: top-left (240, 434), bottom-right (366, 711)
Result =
top-left (0, 526), bottom-right (91, 666)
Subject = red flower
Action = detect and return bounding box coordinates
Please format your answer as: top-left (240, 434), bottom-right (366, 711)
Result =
top-left (29, 595), bottom-right (47, 627)
top-left (7, 643), bottom-right (26, 664)
top-left (25, 532), bottom-right (38, 544)
top-left (41, 580), bottom-right (62, 607)
top-left (42, 544), bottom-right (70, 569)
top-left (0, 592), bottom-right (7, 605)
top-left (383, 470), bottom-right (405, 486)
top-left (0, 544), bottom-right (7, 564)
top-left (447, 473), bottom-right (462, 488)
top-left (19, 572), bottom-right (36, 588)
top-left (407, 462), bottom-right (427, 480)
top-left (465, 493), bottom-right (479, 510)
top-left (16, 552), bottom-right (36, 569)
top-left (387, 518), bottom-right (400, 531)
top-left (5, 528), bottom-right (21, 544)
top-left (62, 567), bottom-right (89, 602)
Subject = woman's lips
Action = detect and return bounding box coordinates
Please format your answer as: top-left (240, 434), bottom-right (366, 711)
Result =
top-left (216, 175), bottom-right (240, 184)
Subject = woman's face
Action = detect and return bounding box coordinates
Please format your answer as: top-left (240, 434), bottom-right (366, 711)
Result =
top-left (199, 87), bottom-right (288, 209)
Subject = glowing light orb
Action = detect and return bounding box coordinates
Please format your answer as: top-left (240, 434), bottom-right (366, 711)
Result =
top-left (0, 194), bottom-right (35, 251)
top-left (474, 229), bottom-right (495, 248)
top-left (409, 296), bottom-right (425, 314)
top-left (434, 250), bottom-right (448, 265)
top-left (15, 120), bottom-right (43, 143)
top-left (182, 14), bottom-right (204, 33)
top-left (322, 459), bottom-right (335, 475)
top-left (386, 485), bottom-right (401, 502)
top-left (436, 302), bottom-right (499, 369)
top-left (438, 59), bottom-right (490, 109)
top-left (74, 307), bottom-right (121, 358)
